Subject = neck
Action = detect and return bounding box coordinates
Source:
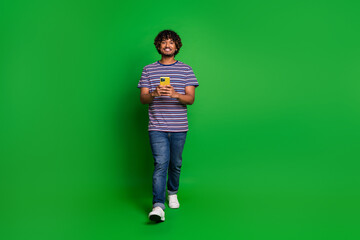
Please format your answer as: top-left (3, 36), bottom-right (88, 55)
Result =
top-left (159, 55), bottom-right (176, 65)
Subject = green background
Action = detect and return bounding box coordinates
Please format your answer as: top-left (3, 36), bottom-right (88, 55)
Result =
top-left (1, 0), bottom-right (359, 239)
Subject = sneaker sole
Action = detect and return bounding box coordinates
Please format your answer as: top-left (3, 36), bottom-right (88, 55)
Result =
top-left (168, 204), bottom-right (180, 209)
top-left (149, 214), bottom-right (164, 222)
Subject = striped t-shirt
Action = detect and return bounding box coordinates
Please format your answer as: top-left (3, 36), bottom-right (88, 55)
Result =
top-left (137, 60), bottom-right (199, 132)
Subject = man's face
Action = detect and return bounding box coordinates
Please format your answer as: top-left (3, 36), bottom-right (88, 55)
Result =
top-left (159, 38), bottom-right (177, 57)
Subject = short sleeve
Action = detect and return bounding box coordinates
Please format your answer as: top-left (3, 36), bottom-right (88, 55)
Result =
top-left (185, 67), bottom-right (199, 88)
top-left (137, 67), bottom-right (150, 88)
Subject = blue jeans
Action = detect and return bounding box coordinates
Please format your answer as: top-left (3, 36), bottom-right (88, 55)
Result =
top-left (149, 131), bottom-right (187, 210)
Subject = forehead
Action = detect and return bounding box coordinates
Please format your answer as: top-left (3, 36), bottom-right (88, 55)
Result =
top-left (161, 38), bottom-right (174, 42)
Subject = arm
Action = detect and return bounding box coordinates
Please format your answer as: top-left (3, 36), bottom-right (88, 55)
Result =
top-left (140, 87), bottom-right (153, 104)
top-left (140, 86), bottom-right (166, 104)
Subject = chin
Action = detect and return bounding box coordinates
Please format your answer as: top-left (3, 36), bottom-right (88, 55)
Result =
top-left (162, 53), bottom-right (175, 57)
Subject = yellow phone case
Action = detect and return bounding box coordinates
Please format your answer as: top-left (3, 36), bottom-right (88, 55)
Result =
top-left (160, 77), bottom-right (170, 86)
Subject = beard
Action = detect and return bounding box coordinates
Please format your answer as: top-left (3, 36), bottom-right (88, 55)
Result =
top-left (161, 52), bottom-right (175, 57)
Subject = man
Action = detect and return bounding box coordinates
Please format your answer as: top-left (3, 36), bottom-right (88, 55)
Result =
top-left (137, 30), bottom-right (199, 222)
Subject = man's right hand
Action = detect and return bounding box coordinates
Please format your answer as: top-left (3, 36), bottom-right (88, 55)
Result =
top-left (151, 85), bottom-right (166, 97)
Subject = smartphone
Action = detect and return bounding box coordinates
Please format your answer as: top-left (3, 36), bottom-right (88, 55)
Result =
top-left (160, 77), bottom-right (170, 86)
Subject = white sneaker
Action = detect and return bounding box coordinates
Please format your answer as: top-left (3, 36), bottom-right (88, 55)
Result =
top-left (168, 194), bottom-right (180, 208)
top-left (148, 207), bottom-right (165, 222)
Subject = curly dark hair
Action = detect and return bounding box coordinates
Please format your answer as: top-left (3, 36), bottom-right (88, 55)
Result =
top-left (154, 30), bottom-right (182, 56)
